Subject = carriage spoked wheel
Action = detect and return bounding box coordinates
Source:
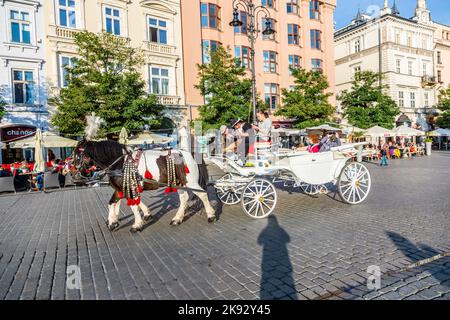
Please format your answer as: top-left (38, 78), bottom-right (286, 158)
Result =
top-left (337, 162), bottom-right (371, 205)
top-left (298, 182), bottom-right (322, 195)
top-left (214, 173), bottom-right (244, 205)
top-left (241, 179), bottom-right (277, 219)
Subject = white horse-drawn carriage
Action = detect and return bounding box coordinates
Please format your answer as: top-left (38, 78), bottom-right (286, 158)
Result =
top-left (209, 142), bottom-right (371, 219)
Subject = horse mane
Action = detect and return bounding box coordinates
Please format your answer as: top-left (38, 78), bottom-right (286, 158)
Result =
top-left (83, 140), bottom-right (126, 170)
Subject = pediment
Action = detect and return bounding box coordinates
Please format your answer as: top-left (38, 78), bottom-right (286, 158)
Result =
top-left (140, 0), bottom-right (177, 14)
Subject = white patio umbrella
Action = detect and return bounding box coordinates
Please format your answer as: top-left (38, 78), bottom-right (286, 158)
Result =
top-left (33, 129), bottom-right (45, 173)
top-left (118, 127), bottom-right (128, 145)
top-left (392, 125), bottom-right (425, 137)
top-left (126, 131), bottom-right (173, 146)
top-left (306, 124), bottom-right (342, 133)
top-left (365, 125), bottom-right (394, 138)
top-left (9, 131), bottom-right (78, 148)
top-left (431, 128), bottom-right (450, 136)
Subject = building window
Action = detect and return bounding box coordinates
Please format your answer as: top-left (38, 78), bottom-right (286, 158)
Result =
top-left (288, 24), bottom-right (300, 45)
top-left (396, 59), bottom-right (401, 73)
top-left (150, 66), bottom-right (169, 95)
top-left (312, 59), bottom-right (323, 72)
top-left (263, 51), bottom-right (277, 73)
top-left (424, 92), bottom-right (429, 108)
top-left (58, 0), bottom-right (76, 28)
top-left (355, 39), bottom-right (361, 53)
top-left (202, 40), bottom-right (220, 64)
top-left (10, 10), bottom-right (31, 44)
top-left (408, 61), bottom-right (413, 75)
top-left (438, 70), bottom-right (442, 83)
top-left (286, 0), bottom-right (299, 14)
top-left (410, 92), bottom-right (415, 108)
top-left (310, 29), bottom-right (321, 49)
top-left (234, 11), bottom-right (247, 34)
top-left (437, 51), bottom-right (442, 64)
top-left (310, 0), bottom-right (321, 20)
top-left (148, 17), bottom-right (167, 44)
top-left (395, 32), bottom-right (400, 44)
top-left (234, 46), bottom-right (250, 68)
top-left (262, 18), bottom-right (276, 40)
top-left (354, 66), bottom-right (361, 74)
top-left (200, 3), bottom-right (221, 29)
top-left (398, 91), bottom-right (404, 108)
top-left (262, 0), bottom-right (275, 8)
top-left (288, 55), bottom-right (301, 73)
top-left (60, 56), bottom-right (75, 87)
top-left (12, 70), bottom-right (34, 104)
top-left (422, 63), bottom-right (427, 76)
top-left (104, 7), bottom-right (121, 36)
top-left (407, 35), bottom-right (412, 47)
top-left (265, 83), bottom-right (279, 110)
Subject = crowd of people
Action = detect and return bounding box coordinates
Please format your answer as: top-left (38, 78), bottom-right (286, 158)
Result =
top-left (375, 141), bottom-right (423, 166)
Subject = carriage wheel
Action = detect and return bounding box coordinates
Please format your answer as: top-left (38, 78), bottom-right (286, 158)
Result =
top-left (337, 162), bottom-right (371, 205)
top-left (241, 179), bottom-right (277, 219)
top-left (298, 182), bottom-right (321, 195)
top-left (214, 173), bottom-right (243, 205)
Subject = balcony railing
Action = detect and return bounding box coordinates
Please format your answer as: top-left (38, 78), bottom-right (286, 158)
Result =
top-left (145, 41), bottom-right (176, 55)
top-left (421, 75), bottom-right (437, 87)
top-left (55, 26), bottom-right (81, 39)
top-left (156, 95), bottom-right (180, 105)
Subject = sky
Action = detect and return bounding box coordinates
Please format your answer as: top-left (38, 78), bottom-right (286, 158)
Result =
top-left (334, 0), bottom-right (450, 29)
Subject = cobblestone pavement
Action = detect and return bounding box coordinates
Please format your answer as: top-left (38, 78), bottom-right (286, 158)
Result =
top-left (0, 152), bottom-right (449, 300)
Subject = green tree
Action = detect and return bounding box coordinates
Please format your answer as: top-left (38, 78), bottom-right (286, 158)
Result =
top-left (436, 86), bottom-right (450, 129)
top-left (275, 68), bottom-right (334, 128)
top-left (195, 46), bottom-right (254, 129)
top-left (339, 71), bottom-right (400, 129)
top-left (50, 31), bottom-right (164, 135)
top-left (0, 96), bottom-right (5, 120)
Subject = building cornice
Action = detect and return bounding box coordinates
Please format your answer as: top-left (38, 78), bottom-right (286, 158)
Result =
top-left (0, 0), bottom-right (40, 11)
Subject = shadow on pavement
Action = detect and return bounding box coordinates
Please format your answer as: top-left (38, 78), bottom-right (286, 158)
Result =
top-left (257, 215), bottom-right (297, 300)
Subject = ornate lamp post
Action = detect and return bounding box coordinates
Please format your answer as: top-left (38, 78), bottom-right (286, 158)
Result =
top-left (229, 0), bottom-right (275, 123)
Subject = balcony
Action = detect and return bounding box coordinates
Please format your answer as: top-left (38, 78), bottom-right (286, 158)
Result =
top-left (421, 75), bottom-right (437, 87)
top-left (156, 95), bottom-right (180, 105)
top-left (144, 41), bottom-right (176, 55)
top-left (55, 26), bottom-right (81, 39)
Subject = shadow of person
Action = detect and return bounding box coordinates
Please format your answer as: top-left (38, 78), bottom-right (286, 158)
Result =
top-left (386, 231), bottom-right (450, 290)
top-left (257, 215), bottom-right (297, 300)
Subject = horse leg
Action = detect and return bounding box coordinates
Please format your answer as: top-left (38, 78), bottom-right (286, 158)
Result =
top-left (107, 193), bottom-right (120, 231)
top-left (192, 189), bottom-right (217, 223)
top-left (130, 205), bottom-right (144, 233)
top-left (138, 202), bottom-right (153, 222)
top-left (170, 190), bottom-right (189, 226)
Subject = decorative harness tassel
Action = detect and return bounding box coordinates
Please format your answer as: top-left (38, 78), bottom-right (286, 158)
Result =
top-left (164, 151), bottom-right (177, 194)
top-left (123, 154), bottom-right (141, 206)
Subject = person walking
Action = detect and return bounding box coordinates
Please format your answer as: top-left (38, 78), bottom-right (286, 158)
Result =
top-left (380, 144), bottom-right (389, 166)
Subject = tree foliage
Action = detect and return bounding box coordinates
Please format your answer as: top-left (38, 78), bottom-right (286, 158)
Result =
top-left (436, 86), bottom-right (450, 129)
top-left (275, 68), bottom-right (334, 128)
top-left (0, 96), bottom-right (5, 120)
top-left (195, 46), bottom-right (254, 129)
top-left (50, 31), bottom-right (164, 135)
top-left (339, 71), bottom-right (400, 129)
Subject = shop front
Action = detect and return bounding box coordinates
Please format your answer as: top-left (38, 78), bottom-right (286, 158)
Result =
top-left (0, 123), bottom-right (36, 164)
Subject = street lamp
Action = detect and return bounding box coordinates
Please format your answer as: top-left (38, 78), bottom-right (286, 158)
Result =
top-left (229, 0), bottom-right (275, 123)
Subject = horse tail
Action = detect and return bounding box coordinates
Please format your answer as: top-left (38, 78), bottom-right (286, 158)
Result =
top-left (197, 157), bottom-right (209, 191)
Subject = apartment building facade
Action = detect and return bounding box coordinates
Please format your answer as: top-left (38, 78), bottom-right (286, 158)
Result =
top-left (181, 0), bottom-right (336, 124)
top-left (43, 0), bottom-right (187, 127)
top-left (335, 0), bottom-right (442, 131)
top-left (434, 22), bottom-right (450, 95)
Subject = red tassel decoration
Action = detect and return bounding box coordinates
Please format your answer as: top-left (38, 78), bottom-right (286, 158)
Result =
top-left (127, 199), bottom-right (133, 206)
top-left (144, 170), bottom-right (152, 179)
top-left (117, 191), bottom-right (123, 199)
top-left (135, 197), bottom-right (141, 205)
top-left (184, 165), bottom-right (190, 174)
top-left (137, 185), bottom-right (143, 193)
top-left (164, 187), bottom-right (178, 194)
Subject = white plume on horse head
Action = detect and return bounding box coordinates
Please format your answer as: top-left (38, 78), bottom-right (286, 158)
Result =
top-left (85, 112), bottom-right (105, 141)
top-left (179, 126), bottom-right (189, 151)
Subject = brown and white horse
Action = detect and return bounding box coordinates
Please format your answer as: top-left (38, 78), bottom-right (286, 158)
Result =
top-left (72, 139), bottom-right (217, 233)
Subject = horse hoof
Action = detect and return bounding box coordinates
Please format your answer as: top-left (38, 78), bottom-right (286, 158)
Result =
top-left (170, 220), bottom-right (181, 226)
top-left (208, 217), bottom-right (217, 223)
top-left (108, 222), bottom-right (119, 232)
top-left (130, 227), bottom-right (142, 233)
top-left (143, 215), bottom-right (154, 222)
